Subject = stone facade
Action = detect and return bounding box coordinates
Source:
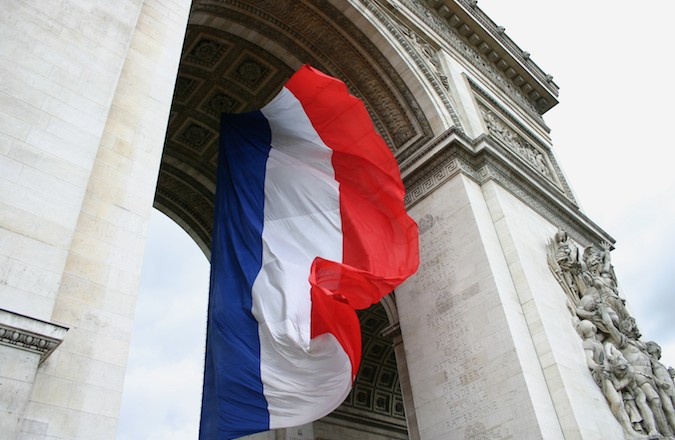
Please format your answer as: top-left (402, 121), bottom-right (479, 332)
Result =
top-left (1, 0), bottom-right (664, 439)
top-left (1, 0), bottom-right (192, 438)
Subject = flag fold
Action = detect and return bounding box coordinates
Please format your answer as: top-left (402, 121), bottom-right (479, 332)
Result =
top-left (200, 65), bottom-right (419, 440)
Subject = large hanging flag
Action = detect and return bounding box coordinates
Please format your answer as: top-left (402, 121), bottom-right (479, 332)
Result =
top-left (200, 65), bottom-right (419, 439)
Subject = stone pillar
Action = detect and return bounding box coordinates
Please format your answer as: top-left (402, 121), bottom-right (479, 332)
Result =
top-left (384, 323), bottom-right (421, 440)
top-left (1, 0), bottom-right (191, 438)
top-left (396, 172), bottom-right (564, 439)
top-left (19, 0), bottom-right (191, 437)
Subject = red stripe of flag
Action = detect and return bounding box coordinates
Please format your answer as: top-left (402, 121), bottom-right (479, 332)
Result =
top-left (286, 65), bottom-right (419, 379)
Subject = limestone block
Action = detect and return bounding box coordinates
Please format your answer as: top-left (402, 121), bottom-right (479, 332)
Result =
top-left (16, 1), bottom-right (193, 438)
top-left (396, 174), bottom-right (563, 439)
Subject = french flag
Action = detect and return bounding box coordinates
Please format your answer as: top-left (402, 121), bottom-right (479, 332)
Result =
top-left (200, 65), bottom-right (419, 439)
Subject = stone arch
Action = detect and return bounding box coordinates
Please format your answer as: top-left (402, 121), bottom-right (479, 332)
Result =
top-left (152, 1), bottom-right (445, 436)
top-left (154, 0), bottom-right (458, 255)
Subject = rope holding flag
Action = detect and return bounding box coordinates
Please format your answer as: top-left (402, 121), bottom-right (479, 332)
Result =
top-left (200, 65), bottom-right (419, 439)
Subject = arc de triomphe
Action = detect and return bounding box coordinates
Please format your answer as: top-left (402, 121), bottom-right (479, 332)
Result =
top-left (2, 1), bottom-right (671, 439)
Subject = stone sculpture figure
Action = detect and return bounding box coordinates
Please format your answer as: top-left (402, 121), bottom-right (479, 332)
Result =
top-left (619, 318), bottom-right (673, 437)
top-left (606, 344), bottom-right (656, 439)
top-left (547, 230), bottom-right (675, 438)
top-left (646, 341), bottom-right (675, 432)
top-left (547, 230), bottom-right (582, 313)
top-left (580, 243), bottom-right (628, 322)
top-left (579, 320), bottom-right (646, 438)
top-left (576, 293), bottom-right (624, 343)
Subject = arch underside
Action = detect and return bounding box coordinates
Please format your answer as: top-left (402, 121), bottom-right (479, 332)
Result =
top-left (153, 0), bottom-right (436, 435)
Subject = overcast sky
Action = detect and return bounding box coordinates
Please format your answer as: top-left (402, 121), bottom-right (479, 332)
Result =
top-left (117, 1), bottom-right (675, 438)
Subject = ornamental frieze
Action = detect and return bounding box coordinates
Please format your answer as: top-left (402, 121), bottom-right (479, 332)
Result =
top-left (478, 104), bottom-right (554, 180)
top-left (394, 0), bottom-right (546, 124)
top-left (362, 0), bottom-right (462, 131)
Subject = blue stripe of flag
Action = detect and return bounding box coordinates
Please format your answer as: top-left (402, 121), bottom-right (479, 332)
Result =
top-left (200, 111), bottom-right (271, 439)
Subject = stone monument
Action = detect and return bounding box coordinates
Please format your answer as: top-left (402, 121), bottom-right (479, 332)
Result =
top-left (1, 0), bottom-right (672, 439)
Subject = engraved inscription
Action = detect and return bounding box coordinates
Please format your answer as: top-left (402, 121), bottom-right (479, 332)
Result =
top-left (416, 214), bottom-right (456, 296)
top-left (416, 212), bottom-right (499, 433)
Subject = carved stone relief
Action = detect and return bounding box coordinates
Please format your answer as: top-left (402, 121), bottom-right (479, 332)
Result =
top-left (395, 0), bottom-right (548, 125)
top-left (479, 104), bottom-right (554, 179)
top-left (547, 230), bottom-right (675, 439)
top-left (398, 23), bottom-right (449, 90)
top-left (362, 0), bottom-right (462, 131)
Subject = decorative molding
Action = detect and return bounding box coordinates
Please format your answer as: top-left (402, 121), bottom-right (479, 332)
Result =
top-left (469, 78), bottom-right (577, 201)
top-left (451, 0), bottom-right (558, 95)
top-left (405, 152), bottom-right (462, 207)
top-left (0, 309), bottom-right (68, 364)
top-left (361, 0), bottom-right (463, 131)
top-left (403, 135), bottom-right (613, 246)
top-left (396, 0), bottom-right (551, 125)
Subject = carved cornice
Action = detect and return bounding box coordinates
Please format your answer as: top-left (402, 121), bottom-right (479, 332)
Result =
top-left (395, 0), bottom-right (557, 122)
top-left (403, 134), bottom-right (613, 246)
top-left (0, 310), bottom-right (68, 364)
top-left (451, 0), bottom-right (558, 95)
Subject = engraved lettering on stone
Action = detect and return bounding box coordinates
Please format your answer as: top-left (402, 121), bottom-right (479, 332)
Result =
top-left (548, 230), bottom-right (675, 439)
top-left (417, 214), bottom-right (456, 295)
top-left (462, 422), bottom-right (514, 440)
top-left (416, 213), bottom-right (499, 432)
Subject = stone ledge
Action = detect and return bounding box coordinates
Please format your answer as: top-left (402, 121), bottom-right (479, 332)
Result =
top-left (0, 309), bottom-right (68, 363)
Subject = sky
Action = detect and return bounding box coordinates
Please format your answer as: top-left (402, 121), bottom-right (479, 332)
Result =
top-left (116, 1), bottom-right (675, 438)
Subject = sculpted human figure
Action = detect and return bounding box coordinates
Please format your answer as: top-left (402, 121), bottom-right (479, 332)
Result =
top-left (619, 318), bottom-right (673, 437)
top-left (581, 244), bottom-right (628, 321)
top-left (581, 242), bottom-right (615, 288)
top-left (578, 320), bottom-right (646, 438)
top-left (606, 346), bottom-right (656, 438)
top-left (554, 230), bottom-right (580, 274)
top-left (646, 341), bottom-right (675, 431)
top-left (576, 294), bottom-right (623, 345)
top-left (551, 229), bottom-right (583, 308)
